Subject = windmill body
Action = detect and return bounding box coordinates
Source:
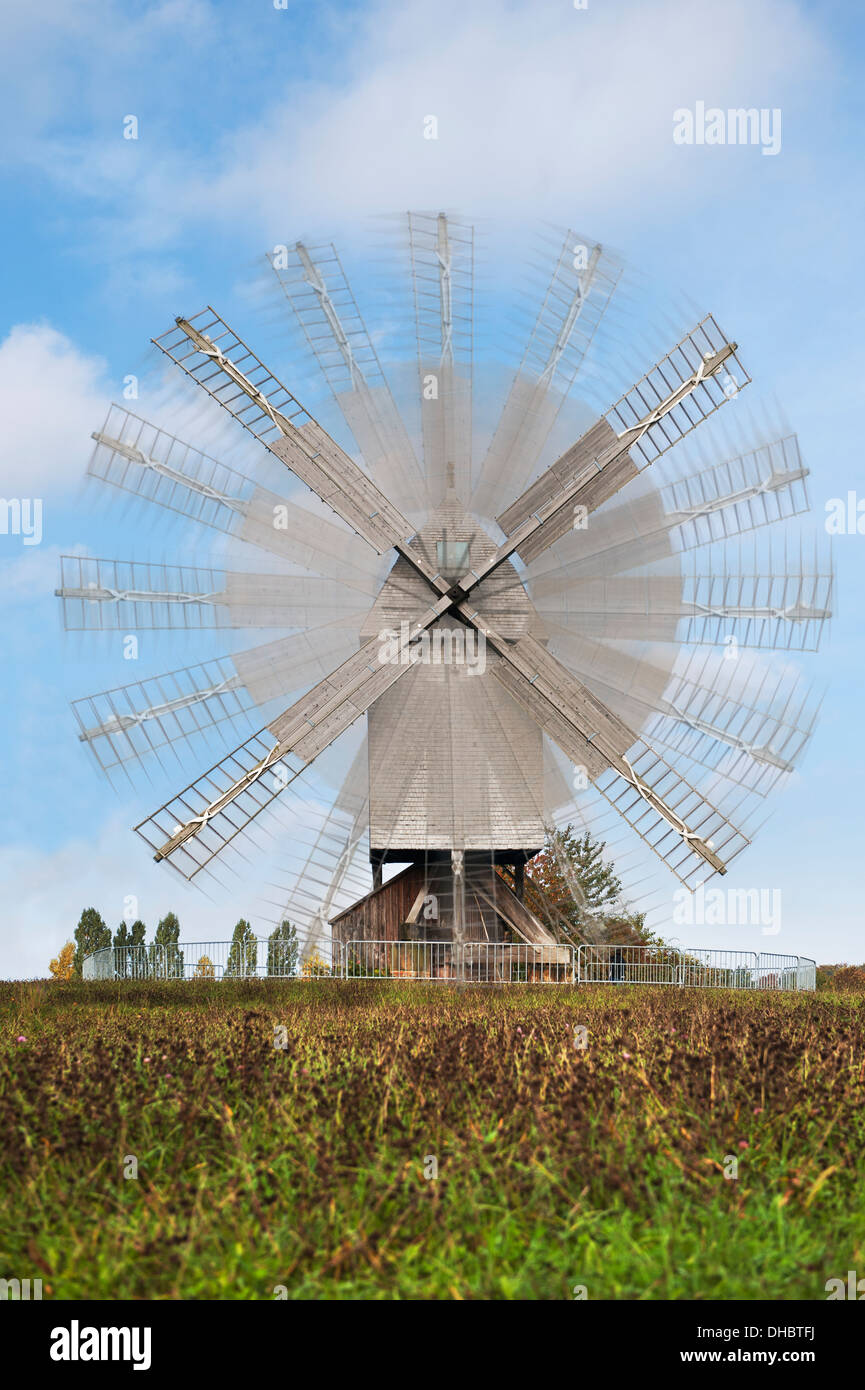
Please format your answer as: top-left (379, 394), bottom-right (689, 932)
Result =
top-left (363, 491), bottom-right (545, 859)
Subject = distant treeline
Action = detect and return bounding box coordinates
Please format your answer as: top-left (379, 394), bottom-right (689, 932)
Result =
top-left (815, 963), bottom-right (865, 991)
top-left (48, 909), bottom-right (298, 980)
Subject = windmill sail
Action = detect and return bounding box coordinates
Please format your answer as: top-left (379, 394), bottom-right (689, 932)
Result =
top-left (545, 625), bottom-right (817, 795)
top-left (492, 317), bottom-right (749, 567)
top-left (135, 595), bottom-right (453, 877)
top-left (89, 406), bottom-right (386, 592)
top-left (268, 240), bottom-right (427, 516)
top-left (56, 556), bottom-right (373, 631)
top-left (472, 230), bottom-right (621, 519)
top-left (525, 436), bottom-right (810, 609)
top-left (408, 212), bottom-right (474, 506)
top-left (532, 544), bottom-right (832, 653)
top-left (459, 616), bottom-right (750, 886)
top-left (267, 742), bottom-right (371, 959)
top-left (73, 625), bottom-right (364, 777)
top-left (151, 308), bottom-right (420, 559)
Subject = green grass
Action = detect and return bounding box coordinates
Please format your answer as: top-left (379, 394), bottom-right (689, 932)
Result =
top-left (1, 978), bottom-right (863, 1299)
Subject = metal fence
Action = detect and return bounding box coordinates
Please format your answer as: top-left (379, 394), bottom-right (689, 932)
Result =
top-left (83, 939), bottom-right (817, 991)
top-left (344, 939), bottom-right (576, 983)
top-left (577, 945), bottom-right (816, 991)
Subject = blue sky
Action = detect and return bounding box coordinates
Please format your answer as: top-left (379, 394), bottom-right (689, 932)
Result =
top-left (1, 0), bottom-right (863, 975)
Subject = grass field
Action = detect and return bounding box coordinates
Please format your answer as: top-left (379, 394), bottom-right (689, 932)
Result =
top-left (1, 978), bottom-right (863, 1300)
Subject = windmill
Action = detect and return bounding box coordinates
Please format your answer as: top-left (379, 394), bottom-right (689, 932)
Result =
top-left (60, 214), bottom-right (828, 965)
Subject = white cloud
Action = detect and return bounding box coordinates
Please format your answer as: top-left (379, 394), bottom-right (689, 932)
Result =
top-left (197, 0), bottom-right (827, 236)
top-left (0, 0), bottom-right (833, 268)
top-left (0, 323), bottom-right (110, 495)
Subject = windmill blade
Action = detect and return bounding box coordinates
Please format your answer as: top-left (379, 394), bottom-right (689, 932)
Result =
top-left (531, 572), bottom-right (685, 641)
top-left (485, 317), bottom-right (748, 574)
top-left (663, 434), bottom-right (809, 545)
top-left (525, 434), bottom-right (810, 590)
top-left (642, 673), bottom-right (817, 792)
top-left (56, 555), bottom-right (372, 631)
top-left (135, 593), bottom-right (454, 877)
top-left (471, 231), bottom-right (620, 519)
top-left (526, 483), bottom-right (674, 585)
top-left (531, 546), bottom-right (832, 653)
top-left (408, 211), bottom-right (473, 505)
top-left (151, 308), bottom-right (428, 564)
top-left (233, 624), bottom-right (364, 704)
top-left (456, 611), bottom-right (750, 886)
top-left (89, 406), bottom-right (386, 593)
top-left (221, 573), bottom-right (372, 629)
top-left (73, 656), bottom-right (252, 777)
top-left (544, 626), bottom-right (817, 794)
top-left (57, 555), bottom-right (229, 632)
top-left (540, 739), bottom-right (661, 911)
top-left (677, 536), bottom-right (832, 652)
top-left (268, 240), bottom-right (427, 516)
top-left (73, 625), bottom-right (363, 776)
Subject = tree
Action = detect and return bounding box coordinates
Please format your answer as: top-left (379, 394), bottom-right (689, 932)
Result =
top-left (501, 827), bottom-right (649, 947)
top-left (149, 911), bottom-right (184, 980)
top-left (113, 920), bottom-right (130, 978)
top-left (49, 941), bottom-right (75, 981)
top-left (194, 955), bottom-right (215, 980)
top-left (128, 919), bottom-right (147, 979)
top-left (73, 907), bottom-right (112, 977)
top-left (267, 920), bottom-right (299, 978)
top-left (224, 919), bottom-right (258, 979)
top-left (530, 827), bottom-right (621, 913)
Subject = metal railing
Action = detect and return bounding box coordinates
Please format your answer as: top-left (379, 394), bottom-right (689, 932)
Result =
top-left (577, 945), bottom-right (816, 991)
top-left (344, 939), bottom-right (576, 983)
top-left (81, 939), bottom-right (817, 991)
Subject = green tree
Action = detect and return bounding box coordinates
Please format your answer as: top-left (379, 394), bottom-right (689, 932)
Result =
top-left (73, 907), bottom-right (112, 977)
top-left (225, 919), bottom-right (258, 979)
top-left (149, 911), bottom-right (184, 980)
top-left (267, 920), bottom-right (299, 978)
top-left (503, 828), bottom-right (649, 946)
top-left (128, 919), bottom-right (147, 979)
top-left (113, 920), bottom-right (130, 978)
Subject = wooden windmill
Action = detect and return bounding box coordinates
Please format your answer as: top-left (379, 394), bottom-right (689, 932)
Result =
top-left (63, 214), bottom-right (827, 960)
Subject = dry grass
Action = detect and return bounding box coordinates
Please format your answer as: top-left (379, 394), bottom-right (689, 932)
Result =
top-left (1, 978), bottom-right (862, 1299)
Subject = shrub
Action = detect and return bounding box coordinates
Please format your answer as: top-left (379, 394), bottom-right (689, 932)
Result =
top-left (48, 942), bottom-right (75, 981)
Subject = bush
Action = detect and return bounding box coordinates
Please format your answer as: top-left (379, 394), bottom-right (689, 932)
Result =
top-left (822, 965), bottom-right (865, 992)
top-left (48, 942), bottom-right (75, 981)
